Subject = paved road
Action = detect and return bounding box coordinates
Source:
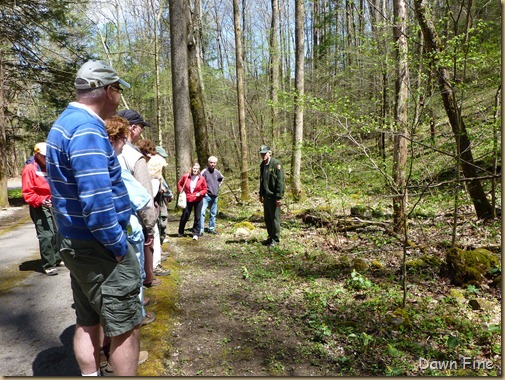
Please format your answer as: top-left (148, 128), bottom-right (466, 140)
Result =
top-left (0, 185), bottom-right (79, 376)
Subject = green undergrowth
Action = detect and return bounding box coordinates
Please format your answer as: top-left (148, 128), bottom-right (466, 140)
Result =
top-left (219, 234), bottom-right (500, 375)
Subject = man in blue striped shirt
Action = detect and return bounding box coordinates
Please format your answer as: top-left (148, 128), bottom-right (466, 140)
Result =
top-left (46, 60), bottom-right (142, 376)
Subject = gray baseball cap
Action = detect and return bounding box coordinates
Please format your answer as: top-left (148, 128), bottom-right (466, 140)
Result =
top-left (74, 60), bottom-right (131, 90)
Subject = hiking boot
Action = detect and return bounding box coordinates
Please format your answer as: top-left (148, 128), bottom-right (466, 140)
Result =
top-left (100, 351), bottom-right (148, 375)
top-left (44, 267), bottom-right (58, 276)
top-left (267, 241), bottom-right (278, 249)
top-left (144, 278), bottom-right (161, 288)
top-left (99, 349), bottom-right (114, 376)
top-left (141, 311), bottom-right (156, 327)
top-left (261, 238), bottom-right (272, 246)
top-left (138, 350), bottom-right (148, 365)
top-left (154, 266), bottom-right (170, 276)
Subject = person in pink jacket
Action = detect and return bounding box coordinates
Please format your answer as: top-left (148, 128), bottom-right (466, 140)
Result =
top-left (21, 142), bottom-right (61, 275)
top-left (177, 163), bottom-right (208, 240)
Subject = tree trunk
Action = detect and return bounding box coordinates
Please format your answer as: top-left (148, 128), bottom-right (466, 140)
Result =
top-left (232, 0), bottom-right (250, 201)
top-left (392, 0), bottom-right (409, 234)
top-left (0, 52), bottom-right (8, 208)
top-left (269, 0), bottom-right (280, 144)
top-left (170, 0), bottom-right (193, 178)
top-left (414, 0), bottom-right (494, 219)
top-left (187, 0), bottom-right (210, 165)
top-left (291, 0), bottom-right (304, 201)
top-left (155, 1), bottom-right (164, 145)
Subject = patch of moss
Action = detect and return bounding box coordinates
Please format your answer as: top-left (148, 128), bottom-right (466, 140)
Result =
top-left (385, 308), bottom-right (412, 330)
top-left (370, 259), bottom-right (383, 269)
top-left (446, 248), bottom-right (500, 286)
top-left (352, 258), bottom-right (368, 273)
top-left (234, 221), bottom-right (255, 231)
top-left (137, 254), bottom-right (181, 376)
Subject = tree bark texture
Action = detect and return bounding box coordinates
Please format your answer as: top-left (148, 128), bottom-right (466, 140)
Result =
top-left (392, 0), bottom-right (409, 234)
top-left (290, 0), bottom-right (304, 200)
top-left (0, 52), bottom-right (8, 208)
top-left (170, 0), bottom-right (193, 178)
top-left (187, 1), bottom-right (210, 165)
top-left (414, 0), bottom-right (494, 219)
top-left (233, 0), bottom-right (250, 201)
top-left (269, 0), bottom-right (280, 144)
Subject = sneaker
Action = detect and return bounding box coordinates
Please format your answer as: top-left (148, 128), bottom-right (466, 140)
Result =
top-left (208, 230), bottom-right (218, 235)
top-left (177, 233), bottom-right (183, 237)
top-left (267, 241), bottom-right (278, 248)
top-left (141, 311), bottom-right (156, 327)
top-left (44, 267), bottom-right (58, 276)
top-left (153, 266), bottom-right (170, 276)
top-left (99, 348), bottom-right (114, 376)
top-left (56, 261), bottom-right (65, 267)
top-left (261, 238), bottom-right (272, 246)
top-left (192, 235), bottom-right (199, 241)
top-left (138, 350), bottom-right (148, 365)
top-left (144, 278), bottom-right (161, 288)
top-left (160, 255), bottom-right (168, 262)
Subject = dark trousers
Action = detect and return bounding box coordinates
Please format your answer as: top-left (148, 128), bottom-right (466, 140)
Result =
top-left (263, 196), bottom-right (281, 242)
top-left (29, 206), bottom-right (61, 269)
top-left (178, 200), bottom-right (203, 236)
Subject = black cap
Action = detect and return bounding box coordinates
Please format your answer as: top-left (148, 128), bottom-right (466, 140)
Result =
top-left (259, 145), bottom-right (270, 154)
top-left (117, 109), bottom-right (151, 127)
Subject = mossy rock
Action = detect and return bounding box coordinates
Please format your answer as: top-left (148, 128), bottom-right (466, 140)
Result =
top-left (449, 288), bottom-right (466, 304)
top-left (234, 221), bottom-right (255, 231)
top-left (247, 212), bottom-right (263, 223)
top-left (350, 205), bottom-right (373, 218)
top-left (370, 259), bottom-right (383, 269)
top-left (337, 255), bottom-right (353, 272)
top-left (446, 247), bottom-right (500, 286)
top-left (352, 258), bottom-right (368, 273)
top-left (385, 308), bottom-right (412, 330)
top-left (406, 254), bottom-right (443, 273)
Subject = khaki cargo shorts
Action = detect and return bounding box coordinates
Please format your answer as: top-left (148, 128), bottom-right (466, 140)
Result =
top-left (59, 236), bottom-right (143, 337)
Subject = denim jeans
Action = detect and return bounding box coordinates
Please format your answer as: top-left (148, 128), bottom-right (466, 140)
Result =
top-left (201, 194), bottom-right (218, 234)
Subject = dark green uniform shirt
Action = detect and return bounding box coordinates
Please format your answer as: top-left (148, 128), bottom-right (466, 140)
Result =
top-left (259, 157), bottom-right (285, 199)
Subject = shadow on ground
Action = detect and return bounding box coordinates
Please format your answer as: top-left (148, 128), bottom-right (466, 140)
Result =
top-left (32, 324), bottom-right (80, 376)
top-left (19, 259), bottom-right (44, 274)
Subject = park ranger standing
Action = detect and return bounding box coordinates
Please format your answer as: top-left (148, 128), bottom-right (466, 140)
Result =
top-left (258, 145), bottom-right (285, 248)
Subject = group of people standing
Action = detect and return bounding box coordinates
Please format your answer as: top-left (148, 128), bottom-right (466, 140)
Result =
top-left (20, 59), bottom-right (284, 376)
top-left (176, 156), bottom-right (224, 240)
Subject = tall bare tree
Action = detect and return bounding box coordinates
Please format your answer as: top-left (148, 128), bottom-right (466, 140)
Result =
top-left (392, 0), bottom-right (409, 234)
top-left (170, 0), bottom-right (193, 177)
top-left (187, 0), bottom-right (210, 164)
top-left (290, 0), bottom-right (305, 200)
top-left (232, 0), bottom-right (250, 201)
top-left (0, 52), bottom-right (7, 208)
top-left (414, 0), bottom-right (494, 219)
top-left (268, 0), bottom-right (280, 144)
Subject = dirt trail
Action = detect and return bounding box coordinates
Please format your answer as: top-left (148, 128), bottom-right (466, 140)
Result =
top-left (155, 213), bottom-right (334, 377)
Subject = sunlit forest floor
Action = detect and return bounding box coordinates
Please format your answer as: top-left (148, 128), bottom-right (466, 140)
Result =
top-left (139, 194), bottom-right (501, 376)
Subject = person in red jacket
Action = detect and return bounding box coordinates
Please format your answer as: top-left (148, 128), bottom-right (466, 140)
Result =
top-left (21, 142), bottom-right (61, 275)
top-left (177, 163), bottom-right (207, 240)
